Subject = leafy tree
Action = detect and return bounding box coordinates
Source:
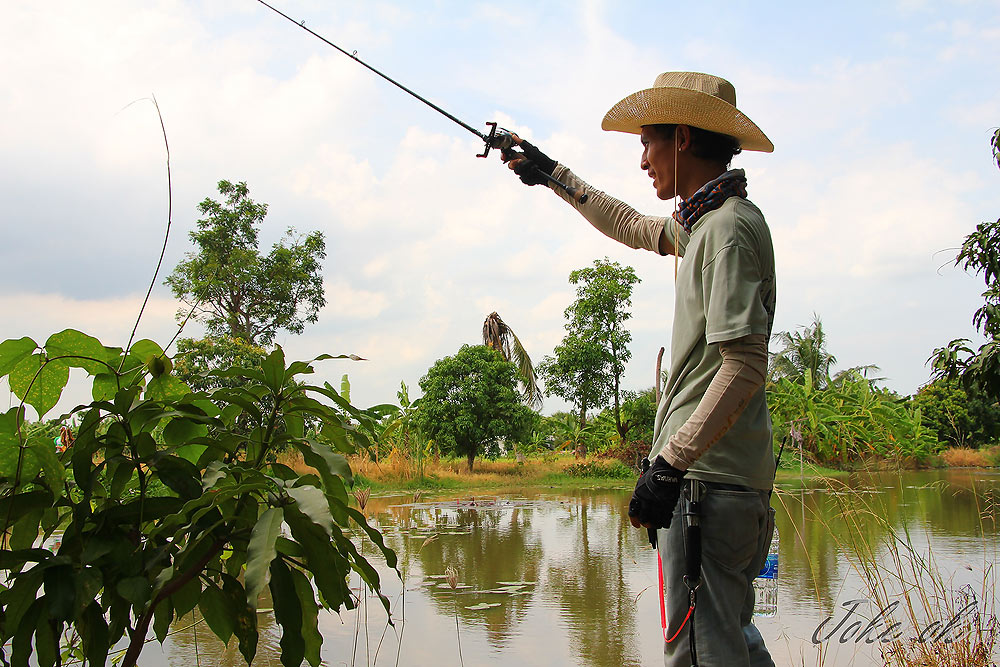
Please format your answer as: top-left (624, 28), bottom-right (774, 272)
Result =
top-left (413, 345), bottom-right (534, 471)
top-left (910, 378), bottom-right (1000, 449)
top-left (929, 128), bottom-right (1000, 396)
top-left (165, 180), bottom-right (326, 347)
top-left (172, 334), bottom-right (267, 392)
top-left (537, 332), bottom-right (611, 443)
top-left (540, 258), bottom-right (639, 439)
top-left (0, 330), bottom-right (394, 667)
top-left (482, 311), bottom-right (542, 409)
top-left (769, 313), bottom-right (838, 389)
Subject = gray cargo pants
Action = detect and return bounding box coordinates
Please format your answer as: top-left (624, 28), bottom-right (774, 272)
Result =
top-left (658, 480), bottom-right (776, 667)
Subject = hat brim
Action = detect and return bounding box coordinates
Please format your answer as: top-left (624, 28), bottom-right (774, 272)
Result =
top-left (602, 86), bottom-right (773, 153)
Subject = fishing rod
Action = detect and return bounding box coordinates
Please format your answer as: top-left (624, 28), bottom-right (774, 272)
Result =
top-left (254, 0), bottom-right (587, 203)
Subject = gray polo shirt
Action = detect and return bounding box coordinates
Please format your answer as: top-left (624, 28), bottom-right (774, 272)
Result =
top-left (651, 196), bottom-right (776, 490)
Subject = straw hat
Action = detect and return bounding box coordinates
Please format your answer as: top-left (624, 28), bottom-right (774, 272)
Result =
top-left (602, 71), bottom-right (773, 153)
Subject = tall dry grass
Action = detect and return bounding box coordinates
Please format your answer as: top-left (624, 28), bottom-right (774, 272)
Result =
top-left (277, 447), bottom-right (583, 488)
top-left (939, 447), bottom-right (995, 468)
top-left (779, 477), bottom-right (998, 667)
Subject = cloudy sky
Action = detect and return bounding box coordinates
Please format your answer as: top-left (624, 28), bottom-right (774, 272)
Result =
top-left (3, 0), bottom-right (999, 416)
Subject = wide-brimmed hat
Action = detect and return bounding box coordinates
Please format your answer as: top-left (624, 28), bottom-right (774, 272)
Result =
top-left (602, 71), bottom-right (773, 152)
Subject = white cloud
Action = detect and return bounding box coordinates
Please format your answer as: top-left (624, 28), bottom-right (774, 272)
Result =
top-left (323, 280), bottom-right (388, 320)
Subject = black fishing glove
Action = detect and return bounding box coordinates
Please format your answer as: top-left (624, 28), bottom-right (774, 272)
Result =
top-left (628, 455), bottom-right (686, 531)
top-left (503, 139), bottom-right (556, 186)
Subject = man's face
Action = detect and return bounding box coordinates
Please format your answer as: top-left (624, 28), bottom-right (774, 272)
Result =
top-left (640, 126), bottom-right (676, 200)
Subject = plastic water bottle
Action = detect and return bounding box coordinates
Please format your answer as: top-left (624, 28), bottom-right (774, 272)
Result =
top-left (753, 524), bottom-right (778, 617)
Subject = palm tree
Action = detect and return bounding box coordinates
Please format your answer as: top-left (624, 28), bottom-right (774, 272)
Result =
top-left (482, 312), bottom-right (542, 409)
top-left (769, 313), bottom-right (838, 389)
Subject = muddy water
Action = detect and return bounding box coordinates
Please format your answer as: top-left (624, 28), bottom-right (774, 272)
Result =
top-left (152, 469), bottom-right (1000, 667)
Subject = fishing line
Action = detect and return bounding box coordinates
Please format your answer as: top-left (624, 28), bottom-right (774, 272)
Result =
top-left (254, 0), bottom-right (587, 201)
top-left (254, 0), bottom-right (486, 142)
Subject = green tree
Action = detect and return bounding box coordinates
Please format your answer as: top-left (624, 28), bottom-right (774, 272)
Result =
top-left (172, 334), bottom-right (267, 392)
top-left (482, 311), bottom-right (542, 408)
top-left (414, 345), bottom-right (534, 471)
top-left (540, 259), bottom-right (639, 439)
top-left (0, 331), bottom-right (394, 667)
top-left (165, 180), bottom-right (327, 347)
top-left (910, 378), bottom-right (1000, 449)
top-left (769, 313), bottom-right (838, 388)
top-left (537, 332), bottom-right (611, 441)
top-left (929, 129), bottom-right (1000, 396)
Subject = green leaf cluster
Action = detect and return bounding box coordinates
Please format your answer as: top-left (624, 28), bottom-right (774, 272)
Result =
top-left (929, 128), bottom-right (1000, 396)
top-left (768, 371), bottom-right (937, 466)
top-left (413, 345), bottom-right (534, 471)
top-left (539, 258), bottom-right (640, 441)
top-left (0, 330), bottom-right (395, 667)
top-left (164, 180), bottom-right (327, 347)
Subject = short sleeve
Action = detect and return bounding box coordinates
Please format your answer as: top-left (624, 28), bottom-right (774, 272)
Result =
top-left (702, 245), bottom-right (769, 345)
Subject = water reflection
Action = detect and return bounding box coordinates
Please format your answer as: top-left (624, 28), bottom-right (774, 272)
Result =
top-left (157, 471), bottom-right (999, 667)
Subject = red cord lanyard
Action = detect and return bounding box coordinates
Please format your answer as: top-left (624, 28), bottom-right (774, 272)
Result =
top-left (658, 548), bottom-right (694, 643)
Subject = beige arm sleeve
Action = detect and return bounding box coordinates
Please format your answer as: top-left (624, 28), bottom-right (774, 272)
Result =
top-left (660, 334), bottom-right (768, 471)
top-left (548, 164), bottom-right (687, 257)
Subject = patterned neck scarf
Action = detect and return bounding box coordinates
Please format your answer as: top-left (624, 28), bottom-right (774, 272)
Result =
top-left (673, 168), bottom-right (748, 233)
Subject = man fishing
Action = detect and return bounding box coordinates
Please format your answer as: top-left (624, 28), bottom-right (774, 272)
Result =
top-left (504, 71), bottom-right (777, 667)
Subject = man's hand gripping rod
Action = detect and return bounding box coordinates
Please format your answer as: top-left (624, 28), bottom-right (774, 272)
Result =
top-left (481, 123), bottom-right (588, 204)
top-left (255, 0), bottom-right (586, 204)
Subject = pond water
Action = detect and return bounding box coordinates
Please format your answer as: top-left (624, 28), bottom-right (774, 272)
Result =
top-left (151, 469), bottom-right (1000, 667)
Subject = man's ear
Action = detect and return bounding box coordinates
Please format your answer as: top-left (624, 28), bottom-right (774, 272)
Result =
top-left (675, 125), bottom-right (693, 152)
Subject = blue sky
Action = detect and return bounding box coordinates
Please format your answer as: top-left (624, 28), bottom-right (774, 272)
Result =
top-left (2, 0), bottom-right (999, 416)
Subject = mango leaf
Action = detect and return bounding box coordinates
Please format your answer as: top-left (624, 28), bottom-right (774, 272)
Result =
top-left (268, 558), bottom-right (305, 667)
top-left (283, 509), bottom-right (350, 611)
top-left (128, 339), bottom-right (164, 361)
top-left (221, 574), bottom-right (258, 663)
top-left (245, 508), bottom-right (282, 608)
top-left (28, 434), bottom-right (64, 492)
top-left (294, 438), bottom-right (353, 491)
top-left (260, 347), bottom-right (286, 393)
top-left (9, 510), bottom-right (42, 551)
top-left (9, 354), bottom-right (69, 419)
top-left (12, 596), bottom-right (45, 667)
top-left (35, 600), bottom-right (59, 667)
top-left (163, 418), bottom-right (208, 448)
top-left (0, 337), bottom-right (36, 377)
top-left (171, 576), bottom-right (201, 618)
top-left (74, 568), bottom-right (103, 617)
top-left (92, 373), bottom-right (119, 401)
top-left (286, 485), bottom-right (334, 536)
top-left (146, 374), bottom-right (189, 401)
top-left (153, 597), bottom-right (174, 643)
top-left (154, 455), bottom-right (203, 499)
top-left (44, 329), bottom-right (111, 375)
top-left (116, 577), bottom-right (150, 608)
top-left (79, 601), bottom-right (110, 667)
top-left (198, 583), bottom-right (234, 643)
top-left (0, 407), bottom-right (27, 479)
top-left (289, 565), bottom-right (323, 667)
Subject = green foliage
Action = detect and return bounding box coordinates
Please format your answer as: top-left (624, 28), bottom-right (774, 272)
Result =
top-left (929, 128), bottom-right (1000, 395)
top-left (0, 329), bottom-right (394, 667)
top-left (165, 180), bottom-right (327, 347)
top-left (172, 335), bottom-right (267, 392)
top-left (482, 312), bottom-right (542, 409)
top-left (769, 313), bottom-right (837, 388)
top-left (537, 333), bottom-right (610, 438)
top-left (540, 259), bottom-right (639, 438)
top-left (768, 371), bottom-right (937, 466)
top-left (619, 387), bottom-right (657, 445)
top-left (414, 345), bottom-right (535, 471)
top-left (910, 378), bottom-right (1000, 449)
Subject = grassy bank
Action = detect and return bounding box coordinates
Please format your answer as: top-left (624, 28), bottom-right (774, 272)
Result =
top-left (279, 445), bottom-right (997, 494)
